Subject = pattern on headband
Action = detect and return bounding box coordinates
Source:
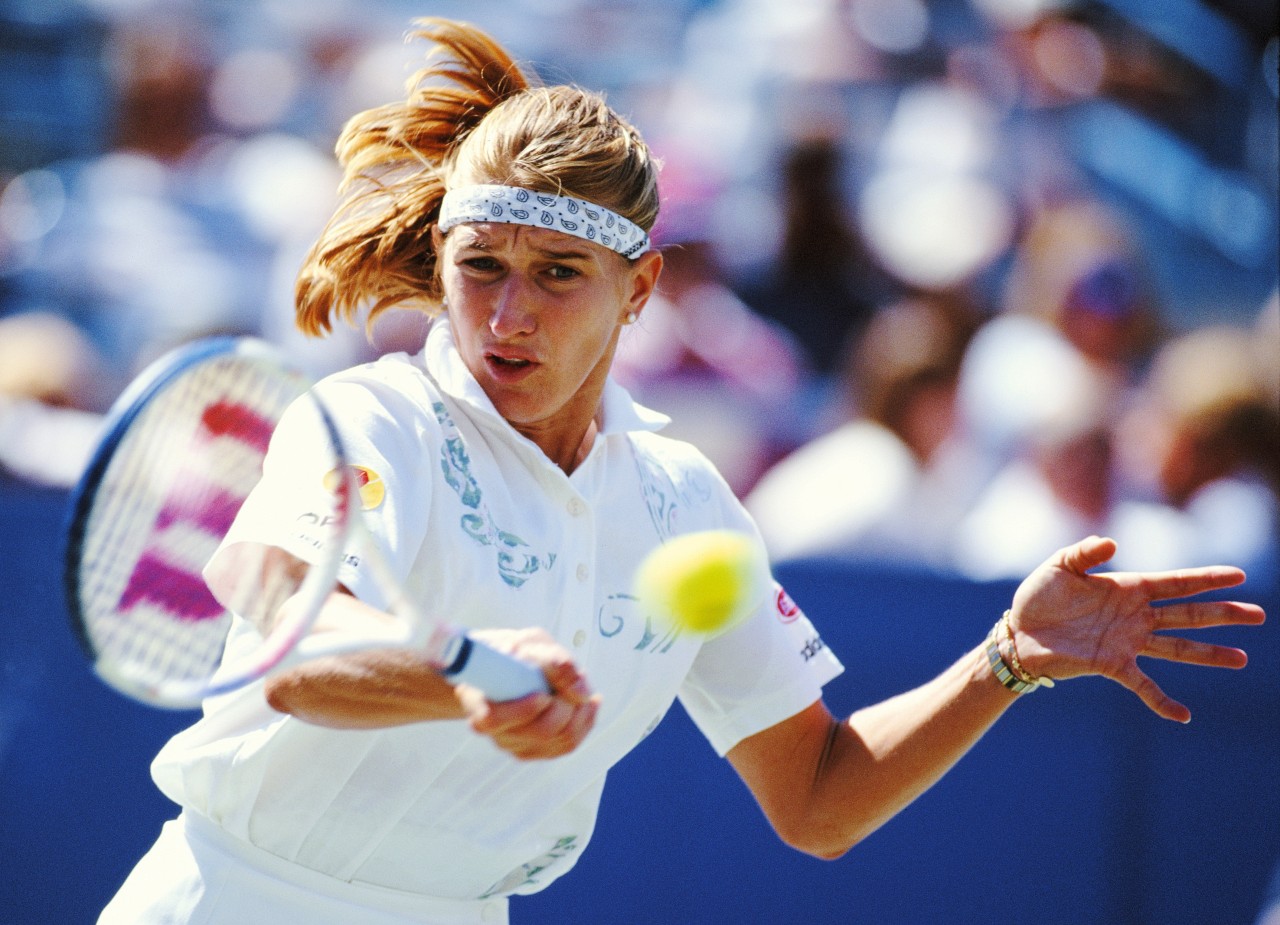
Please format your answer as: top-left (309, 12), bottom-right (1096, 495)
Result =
top-left (439, 185), bottom-right (651, 258)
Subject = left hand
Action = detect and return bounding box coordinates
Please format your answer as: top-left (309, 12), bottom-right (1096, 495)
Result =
top-left (456, 628), bottom-right (601, 760)
top-left (1007, 536), bottom-right (1266, 723)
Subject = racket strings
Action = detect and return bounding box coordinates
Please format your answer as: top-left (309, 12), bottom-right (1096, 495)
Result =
top-left (80, 357), bottom-right (307, 690)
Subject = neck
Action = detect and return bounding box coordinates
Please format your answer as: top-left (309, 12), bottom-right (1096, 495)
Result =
top-left (569, 418), bottom-right (600, 474)
top-left (518, 416), bottom-right (599, 476)
top-left (519, 348), bottom-right (615, 476)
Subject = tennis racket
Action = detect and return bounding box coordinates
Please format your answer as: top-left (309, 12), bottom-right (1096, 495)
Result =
top-left (63, 336), bottom-right (549, 710)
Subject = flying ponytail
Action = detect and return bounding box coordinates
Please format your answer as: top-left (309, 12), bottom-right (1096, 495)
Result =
top-left (295, 19), bottom-right (530, 335)
top-left (295, 17), bottom-right (660, 338)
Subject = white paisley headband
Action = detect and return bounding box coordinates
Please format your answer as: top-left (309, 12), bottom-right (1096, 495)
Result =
top-left (438, 184), bottom-right (651, 259)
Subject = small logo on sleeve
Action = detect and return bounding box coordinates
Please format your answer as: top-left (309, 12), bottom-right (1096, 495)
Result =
top-left (801, 636), bottom-right (827, 662)
top-left (323, 465), bottom-right (385, 510)
top-left (774, 585), bottom-right (801, 624)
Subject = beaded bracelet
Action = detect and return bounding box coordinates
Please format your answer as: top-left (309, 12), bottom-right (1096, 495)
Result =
top-left (985, 613), bottom-right (1053, 693)
top-left (1001, 610), bottom-right (1054, 689)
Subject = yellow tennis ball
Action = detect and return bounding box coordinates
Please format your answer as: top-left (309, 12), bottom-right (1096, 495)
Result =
top-left (634, 530), bottom-right (763, 635)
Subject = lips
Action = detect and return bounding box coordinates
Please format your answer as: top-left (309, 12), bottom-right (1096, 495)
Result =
top-left (483, 346), bottom-right (539, 381)
top-left (488, 354), bottom-right (532, 367)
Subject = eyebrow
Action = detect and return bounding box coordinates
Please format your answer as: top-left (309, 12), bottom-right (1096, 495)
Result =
top-left (535, 245), bottom-right (594, 261)
top-left (452, 228), bottom-right (597, 262)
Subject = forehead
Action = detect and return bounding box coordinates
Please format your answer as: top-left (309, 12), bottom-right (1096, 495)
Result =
top-left (446, 221), bottom-right (611, 262)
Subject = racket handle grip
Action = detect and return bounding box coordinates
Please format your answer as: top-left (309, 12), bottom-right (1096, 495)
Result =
top-left (440, 635), bottom-right (551, 702)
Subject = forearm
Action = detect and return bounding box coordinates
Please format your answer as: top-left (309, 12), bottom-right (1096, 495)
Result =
top-left (732, 637), bottom-right (1020, 860)
top-left (261, 590), bottom-right (467, 729)
top-left (815, 643), bottom-right (1016, 852)
top-left (258, 593), bottom-right (596, 752)
top-left (264, 648), bottom-right (467, 729)
top-left (736, 537), bottom-right (1264, 860)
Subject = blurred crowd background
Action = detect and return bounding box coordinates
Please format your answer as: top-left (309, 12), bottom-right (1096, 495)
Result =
top-left (1, 0), bottom-right (1277, 584)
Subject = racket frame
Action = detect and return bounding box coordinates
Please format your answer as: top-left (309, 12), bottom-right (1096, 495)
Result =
top-left (63, 336), bottom-right (549, 709)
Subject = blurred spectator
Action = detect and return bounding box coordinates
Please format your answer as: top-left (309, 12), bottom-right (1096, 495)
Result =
top-left (613, 220), bottom-right (809, 497)
top-left (0, 14), bottom-right (267, 379)
top-left (946, 316), bottom-right (1119, 581)
top-left (737, 135), bottom-right (893, 377)
top-left (0, 11), bottom-right (405, 392)
top-left (1255, 289), bottom-right (1280, 416)
top-left (1000, 199), bottom-right (1161, 386)
top-left (855, 78), bottom-right (1018, 302)
top-left (0, 312), bottom-right (107, 487)
top-left (1110, 322), bottom-right (1280, 584)
top-left (745, 295), bottom-right (976, 563)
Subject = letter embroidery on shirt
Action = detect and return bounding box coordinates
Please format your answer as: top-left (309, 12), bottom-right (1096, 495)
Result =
top-left (598, 592), bottom-right (679, 654)
top-left (432, 402), bottom-right (555, 587)
top-left (608, 442), bottom-right (719, 651)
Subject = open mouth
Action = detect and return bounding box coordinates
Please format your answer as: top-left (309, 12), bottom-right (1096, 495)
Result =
top-left (483, 350), bottom-right (538, 379)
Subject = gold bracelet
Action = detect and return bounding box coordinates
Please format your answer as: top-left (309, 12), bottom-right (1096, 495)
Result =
top-left (985, 620), bottom-right (1038, 694)
top-left (1001, 610), bottom-right (1055, 689)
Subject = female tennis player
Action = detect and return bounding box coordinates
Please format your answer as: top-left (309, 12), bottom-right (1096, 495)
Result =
top-left (98, 18), bottom-right (1264, 925)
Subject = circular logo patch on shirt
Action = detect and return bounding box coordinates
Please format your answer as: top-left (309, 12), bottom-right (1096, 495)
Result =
top-left (323, 465), bottom-right (386, 510)
top-left (774, 585), bottom-right (800, 624)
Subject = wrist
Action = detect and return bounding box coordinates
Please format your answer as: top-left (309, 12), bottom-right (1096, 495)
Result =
top-left (1004, 608), bottom-right (1058, 685)
top-left (985, 611), bottom-right (1054, 694)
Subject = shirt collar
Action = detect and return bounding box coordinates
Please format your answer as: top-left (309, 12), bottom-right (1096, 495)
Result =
top-left (421, 317), bottom-right (669, 437)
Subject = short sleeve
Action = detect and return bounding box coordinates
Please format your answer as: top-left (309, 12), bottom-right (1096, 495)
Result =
top-left (679, 579), bottom-right (844, 757)
top-left (203, 386), bottom-right (353, 613)
top-left (205, 366), bottom-right (437, 615)
top-left (307, 375), bottom-right (436, 610)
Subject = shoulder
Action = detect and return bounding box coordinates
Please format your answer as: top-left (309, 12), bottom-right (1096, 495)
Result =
top-left (309, 353), bottom-right (446, 450)
top-left (628, 429), bottom-right (724, 483)
top-left (318, 351), bottom-right (433, 396)
top-left (312, 353), bottom-right (440, 419)
top-left (626, 429), bottom-right (753, 531)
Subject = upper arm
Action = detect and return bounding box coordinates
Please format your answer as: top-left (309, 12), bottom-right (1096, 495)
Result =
top-left (725, 698), bottom-right (847, 858)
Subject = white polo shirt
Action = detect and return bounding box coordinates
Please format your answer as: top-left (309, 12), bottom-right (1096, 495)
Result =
top-left (151, 320), bottom-right (842, 901)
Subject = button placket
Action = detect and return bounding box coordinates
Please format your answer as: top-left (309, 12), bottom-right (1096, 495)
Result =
top-left (563, 491), bottom-right (594, 652)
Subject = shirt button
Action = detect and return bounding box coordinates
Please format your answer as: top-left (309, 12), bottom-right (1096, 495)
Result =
top-left (573, 630), bottom-right (587, 647)
top-left (567, 497), bottom-right (585, 516)
top-left (576, 563), bottom-right (589, 581)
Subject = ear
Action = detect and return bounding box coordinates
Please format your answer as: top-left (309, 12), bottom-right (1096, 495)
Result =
top-left (621, 249), bottom-right (663, 324)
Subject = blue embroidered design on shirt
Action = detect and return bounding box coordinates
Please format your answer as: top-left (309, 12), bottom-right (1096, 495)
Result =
top-left (633, 439), bottom-right (714, 541)
top-left (433, 401), bottom-right (555, 587)
top-left (599, 592), bottom-right (679, 654)
top-left (604, 440), bottom-right (719, 651)
top-left (480, 835), bottom-right (580, 898)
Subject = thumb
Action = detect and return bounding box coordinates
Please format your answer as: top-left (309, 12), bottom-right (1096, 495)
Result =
top-left (1057, 535), bottom-right (1118, 576)
top-left (542, 659), bottom-right (593, 706)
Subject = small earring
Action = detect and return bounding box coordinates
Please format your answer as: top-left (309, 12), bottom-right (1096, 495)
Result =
top-left (624, 312), bottom-right (637, 325)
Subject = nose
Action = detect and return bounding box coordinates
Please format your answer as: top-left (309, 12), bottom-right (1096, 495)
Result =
top-left (489, 276), bottom-right (536, 338)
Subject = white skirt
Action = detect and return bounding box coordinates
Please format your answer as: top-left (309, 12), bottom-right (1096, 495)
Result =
top-left (98, 813), bottom-right (510, 925)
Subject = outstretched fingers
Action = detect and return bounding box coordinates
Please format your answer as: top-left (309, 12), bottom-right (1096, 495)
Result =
top-left (1133, 565), bottom-right (1247, 602)
top-left (1119, 662), bottom-right (1192, 724)
top-left (1142, 634), bottom-right (1249, 669)
top-left (1152, 599), bottom-right (1265, 631)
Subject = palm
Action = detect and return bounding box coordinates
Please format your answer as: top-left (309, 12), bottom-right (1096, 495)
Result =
top-left (1007, 536), bottom-right (1264, 722)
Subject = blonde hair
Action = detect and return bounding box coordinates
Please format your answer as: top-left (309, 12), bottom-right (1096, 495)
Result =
top-left (296, 18), bottom-right (661, 337)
